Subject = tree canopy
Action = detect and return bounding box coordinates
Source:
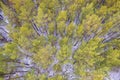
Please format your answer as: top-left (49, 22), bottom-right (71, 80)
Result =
top-left (0, 0), bottom-right (120, 80)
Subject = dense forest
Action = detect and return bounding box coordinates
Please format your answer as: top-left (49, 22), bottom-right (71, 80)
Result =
top-left (0, 0), bottom-right (120, 80)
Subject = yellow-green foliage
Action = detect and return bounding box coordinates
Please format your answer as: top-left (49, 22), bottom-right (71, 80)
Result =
top-left (0, 0), bottom-right (120, 80)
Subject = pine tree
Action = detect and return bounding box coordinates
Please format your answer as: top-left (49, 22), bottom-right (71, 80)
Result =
top-left (0, 0), bottom-right (120, 80)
